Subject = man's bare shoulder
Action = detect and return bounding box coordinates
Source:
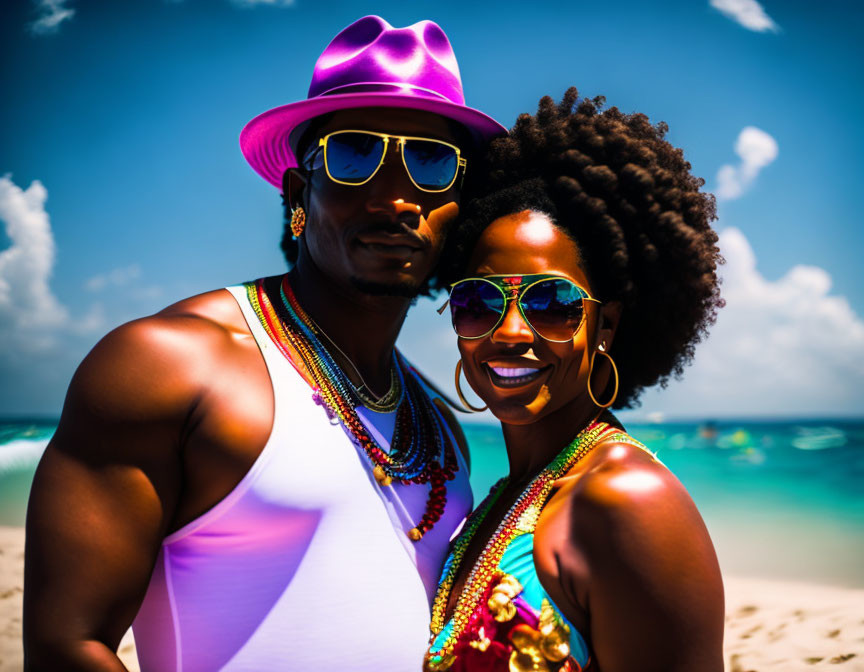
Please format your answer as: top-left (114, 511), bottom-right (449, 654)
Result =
top-left (157, 286), bottom-right (251, 332)
top-left (109, 287), bottom-right (248, 357)
top-left (65, 287), bottom-right (252, 424)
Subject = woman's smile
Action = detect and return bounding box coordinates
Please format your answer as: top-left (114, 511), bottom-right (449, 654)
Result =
top-left (483, 360), bottom-right (552, 388)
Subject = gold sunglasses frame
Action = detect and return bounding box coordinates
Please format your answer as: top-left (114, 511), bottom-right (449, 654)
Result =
top-left (439, 274), bottom-right (602, 343)
top-left (312, 129), bottom-right (467, 194)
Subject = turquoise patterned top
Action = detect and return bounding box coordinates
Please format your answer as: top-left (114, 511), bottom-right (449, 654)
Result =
top-left (429, 531), bottom-right (590, 668)
top-left (430, 430), bottom-right (659, 670)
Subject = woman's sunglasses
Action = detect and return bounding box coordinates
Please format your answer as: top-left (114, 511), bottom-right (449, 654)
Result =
top-left (303, 130), bottom-right (467, 193)
top-left (440, 274), bottom-right (601, 342)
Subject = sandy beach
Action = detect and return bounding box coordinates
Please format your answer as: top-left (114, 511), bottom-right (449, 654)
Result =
top-left (1, 525), bottom-right (861, 671)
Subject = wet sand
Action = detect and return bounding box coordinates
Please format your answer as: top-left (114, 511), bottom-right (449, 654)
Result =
top-left (1, 525), bottom-right (861, 671)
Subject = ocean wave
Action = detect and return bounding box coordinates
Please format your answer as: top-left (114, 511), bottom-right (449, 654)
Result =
top-left (792, 426), bottom-right (848, 451)
top-left (0, 437), bottom-right (49, 474)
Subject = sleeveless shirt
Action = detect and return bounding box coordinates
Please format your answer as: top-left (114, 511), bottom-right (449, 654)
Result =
top-left (131, 282), bottom-right (473, 671)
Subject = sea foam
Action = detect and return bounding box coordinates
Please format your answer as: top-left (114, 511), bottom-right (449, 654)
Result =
top-left (0, 438), bottom-right (49, 474)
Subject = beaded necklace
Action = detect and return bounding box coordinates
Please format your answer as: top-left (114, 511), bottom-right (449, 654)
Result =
top-left (424, 420), bottom-right (615, 671)
top-left (304, 308), bottom-right (403, 412)
top-left (246, 276), bottom-right (458, 541)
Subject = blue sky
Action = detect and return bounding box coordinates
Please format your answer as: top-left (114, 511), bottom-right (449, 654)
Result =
top-left (1, 0), bottom-right (863, 419)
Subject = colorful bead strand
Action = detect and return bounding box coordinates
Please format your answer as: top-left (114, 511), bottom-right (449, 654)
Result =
top-left (425, 420), bottom-right (618, 670)
top-left (246, 277), bottom-right (458, 541)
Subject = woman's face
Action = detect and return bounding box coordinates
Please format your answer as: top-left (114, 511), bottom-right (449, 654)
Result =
top-left (456, 210), bottom-right (615, 425)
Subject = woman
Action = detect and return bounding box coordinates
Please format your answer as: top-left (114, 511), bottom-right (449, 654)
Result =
top-left (424, 89), bottom-right (725, 672)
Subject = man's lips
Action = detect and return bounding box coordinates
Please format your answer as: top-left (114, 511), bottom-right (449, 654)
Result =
top-left (354, 229), bottom-right (427, 259)
top-left (356, 234), bottom-right (423, 249)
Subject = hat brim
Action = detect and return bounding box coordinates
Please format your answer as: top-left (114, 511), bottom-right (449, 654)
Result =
top-left (239, 92), bottom-right (508, 189)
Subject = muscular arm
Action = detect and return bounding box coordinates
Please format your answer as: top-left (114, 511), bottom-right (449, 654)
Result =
top-left (23, 315), bottom-right (206, 670)
top-left (536, 444), bottom-right (725, 672)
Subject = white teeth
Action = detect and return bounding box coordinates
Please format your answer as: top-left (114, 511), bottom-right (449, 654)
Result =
top-left (491, 367), bottom-right (539, 378)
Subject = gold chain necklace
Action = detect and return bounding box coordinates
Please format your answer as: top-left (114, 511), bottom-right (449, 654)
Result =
top-left (302, 307), bottom-right (402, 413)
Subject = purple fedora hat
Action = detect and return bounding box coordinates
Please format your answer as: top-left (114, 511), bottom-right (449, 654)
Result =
top-left (240, 15), bottom-right (507, 189)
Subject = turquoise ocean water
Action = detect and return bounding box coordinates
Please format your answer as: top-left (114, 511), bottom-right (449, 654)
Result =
top-left (2, 418), bottom-right (862, 587)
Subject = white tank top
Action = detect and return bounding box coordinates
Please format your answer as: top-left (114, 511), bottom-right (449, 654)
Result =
top-left (131, 283), bottom-right (472, 672)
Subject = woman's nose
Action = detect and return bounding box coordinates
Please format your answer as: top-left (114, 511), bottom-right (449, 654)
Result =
top-left (490, 300), bottom-right (534, 344)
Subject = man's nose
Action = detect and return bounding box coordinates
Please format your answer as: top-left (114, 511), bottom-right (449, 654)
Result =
top-left (490, 300), bottom-right (534, 344)
top-left (365, 141), bottom-right (424, 219)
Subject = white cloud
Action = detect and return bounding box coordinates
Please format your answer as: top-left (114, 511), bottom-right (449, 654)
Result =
top-left (632, 228), bottom-right (864, 417)
top-left (0, 176), bottom-right (68, 340)
top-left (29, 0), bottom-right (75, 35)
top-left (715, 126), bottom-right (778, 201)
top-left (710, 0), bottom-right (779, 32)
top-left (0, 177), bottom-right (168, 413)
top-left (0, 175), bottom-right (107, 354)
top-left (86, 264), bottom-right (141, 292)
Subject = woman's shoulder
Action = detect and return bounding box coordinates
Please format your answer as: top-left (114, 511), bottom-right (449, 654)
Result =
top-left (533, 434), bottom-right (723, 630)
top-left (564, 436), bottom-right (680, 515)
top-left (540, 435), bottom-right (707, 559)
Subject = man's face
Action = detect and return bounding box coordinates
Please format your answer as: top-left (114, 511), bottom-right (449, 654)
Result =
top-left (296, 108), bottom-right (463, 298)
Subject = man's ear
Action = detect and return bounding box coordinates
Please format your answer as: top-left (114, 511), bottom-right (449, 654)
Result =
top-left (282, 168), bottom-right (308, 210)
top-left (596, 300), bottom-right (623, 351)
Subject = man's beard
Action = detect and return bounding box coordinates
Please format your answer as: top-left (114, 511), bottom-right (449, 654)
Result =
top-left (349, 275), bottom-right (422, 299)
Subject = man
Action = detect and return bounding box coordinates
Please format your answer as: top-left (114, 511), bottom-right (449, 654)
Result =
top-left (23, 15), bottom-right (505, 671)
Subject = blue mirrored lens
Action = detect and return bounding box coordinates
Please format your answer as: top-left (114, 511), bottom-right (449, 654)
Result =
top-left (403, 140), bottom-right (458, 190)
top-left (450, 280), bottom-right (505, 338)
top-left (326, 133), bottom-right (385, 183)
top-left (521, 279), bottom-right (586, 340)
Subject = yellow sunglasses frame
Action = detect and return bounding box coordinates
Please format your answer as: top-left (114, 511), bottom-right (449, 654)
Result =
top-left (312, 129), bottom-right (467, 194)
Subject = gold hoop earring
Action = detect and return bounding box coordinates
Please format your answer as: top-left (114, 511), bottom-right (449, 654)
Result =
top-left (587, 342), bottom-right (619, 409)
top-left (455, 360), bottom-right (487, 413)
top-left (290, 206), bottom-right (306, 238)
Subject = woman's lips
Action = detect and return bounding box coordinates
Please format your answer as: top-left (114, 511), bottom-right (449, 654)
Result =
top-left (484, 363), bottom-right (551, 388)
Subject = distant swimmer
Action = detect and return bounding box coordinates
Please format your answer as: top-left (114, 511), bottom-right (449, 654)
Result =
top-left (700, 420), bottom-right (719, 442)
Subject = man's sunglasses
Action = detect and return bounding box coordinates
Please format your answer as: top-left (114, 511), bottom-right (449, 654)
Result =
top-left (439, 274), bottom-right (601, 342)
top-left (303, 130), bottom-right (467, 193)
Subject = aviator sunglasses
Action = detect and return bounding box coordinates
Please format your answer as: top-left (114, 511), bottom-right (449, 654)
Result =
top-left (303, 130), bottom-right (467, 193)
top-left (440, 274), bottom-right (601, 343)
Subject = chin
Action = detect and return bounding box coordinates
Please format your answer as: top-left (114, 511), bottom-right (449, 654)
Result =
top-left (349, 274), bottom-right (422, 298)
top-left (486, 400), bottom-right (546, 426)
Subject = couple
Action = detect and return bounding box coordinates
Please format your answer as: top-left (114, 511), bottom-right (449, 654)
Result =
top-left (23, 15), bottom-right (725, 672)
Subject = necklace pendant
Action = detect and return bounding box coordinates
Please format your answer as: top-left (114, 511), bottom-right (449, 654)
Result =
top-left (424, 652), bottom-right (456, 672)
top-left (373, 465), bottom-right (393, 487)
top-left (311, 390), bottom-right (340, 424)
